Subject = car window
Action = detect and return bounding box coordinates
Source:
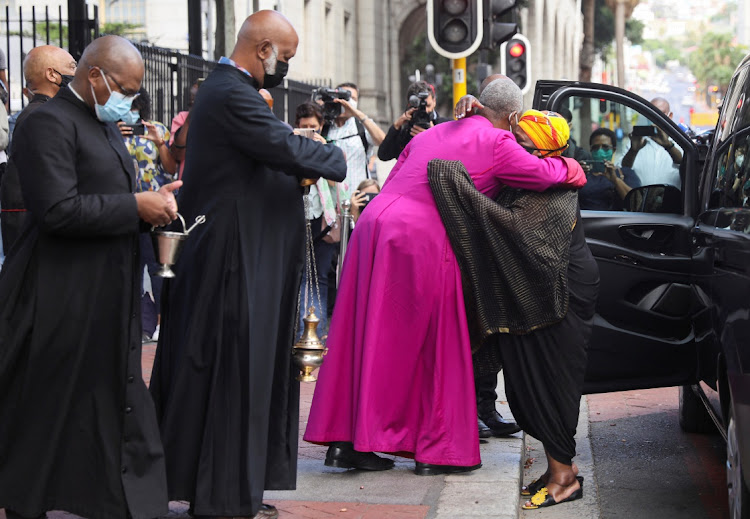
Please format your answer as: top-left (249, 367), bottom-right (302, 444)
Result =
top-left (560, 95), bottom-right (683, 213)
top-left (707, 129), bottom-right (750, 212)
top-left (730, 65), bottom-right (750, 134)
top-left (716, 66), bottom-right (749, 144)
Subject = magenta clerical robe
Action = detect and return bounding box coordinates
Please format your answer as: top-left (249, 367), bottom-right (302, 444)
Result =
top-left (304, 115), bottom-right (584, 466)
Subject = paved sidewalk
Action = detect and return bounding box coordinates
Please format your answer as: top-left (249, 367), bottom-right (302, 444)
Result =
top-left (1, 343), bottom-right (526, 519)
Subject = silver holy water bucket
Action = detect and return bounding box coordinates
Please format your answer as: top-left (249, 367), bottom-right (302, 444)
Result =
top-left (151, 213), bottom-right (206, 278)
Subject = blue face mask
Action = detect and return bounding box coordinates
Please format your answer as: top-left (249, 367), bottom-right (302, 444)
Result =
top-left (121, 110), bottom-right (140, 125)
top-left (591, 148), bottom-right (614, 162)
top-left (91, 71), bottom-right (136, 123)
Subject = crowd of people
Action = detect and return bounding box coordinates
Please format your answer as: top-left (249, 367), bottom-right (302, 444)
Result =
top-left (0, 8), bottom-right (688, 519)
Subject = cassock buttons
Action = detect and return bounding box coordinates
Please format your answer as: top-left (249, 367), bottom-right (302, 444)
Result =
top-left (125, 406), bottom-right (133, 414)
top-left (128, 375), bottom-right (135, 383)
top-left (122, 467), bottom-right (127, 474)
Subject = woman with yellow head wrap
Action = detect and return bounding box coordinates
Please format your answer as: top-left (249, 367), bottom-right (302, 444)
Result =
top-left (516, 109), bottom-right (570, 157)
top-left (491, 109), bottom-right (599, 511)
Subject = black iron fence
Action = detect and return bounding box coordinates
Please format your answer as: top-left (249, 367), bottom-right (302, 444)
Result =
top-left (2, 4), bottom-right (98, 110)
top-left (1, 5), bottom-right (330, 126)
top-left (133, 42), bottom-right (215, 128)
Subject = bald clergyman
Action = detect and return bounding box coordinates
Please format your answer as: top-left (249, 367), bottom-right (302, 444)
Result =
top-left (1, 44), bottom-right (77, 251)
top-left (0, 35), bottom-right (181, 519)
top-left (149, 10), bottom-right (346, 519)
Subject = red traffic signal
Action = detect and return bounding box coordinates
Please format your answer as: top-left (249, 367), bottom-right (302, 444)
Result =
top-left (508, 42), bottom-right (525, 57)
top-left (501, 35), bottom-right (530, 94)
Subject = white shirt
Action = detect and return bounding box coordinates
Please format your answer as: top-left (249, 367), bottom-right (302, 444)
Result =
top-left (326, 116), bottom-right (374, 199)
top-left (620, 138), bottom-right (681, 188)
top-left (303, 184), bottom-right (324, 220)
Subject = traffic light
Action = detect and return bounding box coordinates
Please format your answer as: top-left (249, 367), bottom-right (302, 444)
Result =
top-left (500, 34), bottom-right (530, 94)
top-left (427, 0), bottom-right (484, 59)
top-left (481, 0), bottom-right (518, 50)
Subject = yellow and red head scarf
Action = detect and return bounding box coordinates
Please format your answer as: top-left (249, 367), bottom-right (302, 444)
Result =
top-left (517, 109), bottom-right (570, 157)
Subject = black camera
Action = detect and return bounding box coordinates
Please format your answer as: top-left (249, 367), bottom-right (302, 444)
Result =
top-left (312, 87), bottom-right (352, 122)
top-left (407, 91), bottom-right (431, 129)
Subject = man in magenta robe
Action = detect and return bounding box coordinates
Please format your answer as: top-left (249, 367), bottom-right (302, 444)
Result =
top-left (304, 76), bottom-right (586, 475)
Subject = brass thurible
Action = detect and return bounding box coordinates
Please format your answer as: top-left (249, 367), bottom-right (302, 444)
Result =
top-left (291, 306), bottom-right (327, 382)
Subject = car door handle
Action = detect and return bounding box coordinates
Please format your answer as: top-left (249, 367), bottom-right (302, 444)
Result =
top-left (624, 228), bottom-right (655, 240)
top-left (614, 254), bottom-right (641, 265)
top-left (619, 225), bottom-right (675, 246)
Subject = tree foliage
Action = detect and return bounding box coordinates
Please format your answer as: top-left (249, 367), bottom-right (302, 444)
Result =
top-left (643, 38), bottom-right (683, 68)
top-left (687, 32), bottom-right (746, 93)
top-left (593, 2), bottom-right (644, 62)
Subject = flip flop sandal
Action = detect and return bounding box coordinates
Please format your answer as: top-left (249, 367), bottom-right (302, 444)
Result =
top-left (521, 475), bottom-right (583, 496)
top-left (521, 485), bottom-right (584, 510)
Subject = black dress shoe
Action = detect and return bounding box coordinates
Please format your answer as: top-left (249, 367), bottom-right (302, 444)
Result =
top-left (479, 409), bottom-right (521, 436)
top-left (325, 441), bottom-right (395, 471)
top-left (252, 504), bottom-right (279, 518)
top-left (414, 461), bottom-right (482, 476)
top-left (478, 416), bottom-right (492, 438)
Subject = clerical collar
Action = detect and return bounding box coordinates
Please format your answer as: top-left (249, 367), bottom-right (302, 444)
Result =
top-left (68, 83), bottom-right (86, 103)
top-left (219, 56), bottom-right (253, 79)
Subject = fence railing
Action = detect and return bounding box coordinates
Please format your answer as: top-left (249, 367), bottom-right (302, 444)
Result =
top-left (1, 5), bottom-right (330, 127)
top-left (133, 42), bottom-right (215, 128)
top-left (2, 4), bottom-right (98, 110)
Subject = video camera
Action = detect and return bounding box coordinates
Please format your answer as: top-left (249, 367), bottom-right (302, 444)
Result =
top-left (312, 87), bottom-right (352, 122)
top-left (407, 91), bottom-right (431, 129)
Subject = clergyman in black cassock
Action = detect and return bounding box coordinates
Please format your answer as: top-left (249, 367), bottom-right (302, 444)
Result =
top-left (0, 36), bottom-right (179, 519)
top-left (149, 11), bottom-right (347, 518)
top-left (0, 45), bottom-right (77, 253)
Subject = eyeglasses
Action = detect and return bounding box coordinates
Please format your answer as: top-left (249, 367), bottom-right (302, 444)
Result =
top-left (591, 144), bottom-right (613, 151)
top-left (99, 68), bottom-right (140, 100)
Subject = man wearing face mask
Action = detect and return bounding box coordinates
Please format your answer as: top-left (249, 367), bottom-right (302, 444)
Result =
top-left (579, 128), bottom-right (640, 211)
top-left (324, 82), bottom-right (385, 191)
top-left (0, 44), bottom-right (77, 252)
top-left (149, 10), bottom-right (347, 519)
top-left (0, 35), bottom-right (180, 519)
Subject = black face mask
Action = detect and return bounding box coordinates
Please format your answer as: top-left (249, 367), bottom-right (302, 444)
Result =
top-left (54, 69), bottom-right (74, 89)
top-left (262, 60), bottom-right (288, 89)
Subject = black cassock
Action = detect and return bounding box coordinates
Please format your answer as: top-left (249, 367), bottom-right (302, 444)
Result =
top-left (149, 64), bottom-right (346, 515)
top-left (0, 88), bottom-right (167, 519)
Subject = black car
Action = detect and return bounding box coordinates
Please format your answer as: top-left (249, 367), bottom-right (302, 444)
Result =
top-left (532, 55), bottom-right (750, 519)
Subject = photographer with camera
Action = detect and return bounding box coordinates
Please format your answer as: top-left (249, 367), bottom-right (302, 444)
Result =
top-left (378, 81), bottom-right (451, 161)
top-left (315, 82), bottom-right (384, 190)
top-left (579, 127), bottom-right (640, 211)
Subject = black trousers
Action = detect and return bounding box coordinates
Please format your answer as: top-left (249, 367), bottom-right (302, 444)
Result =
top-left (497, 309), bottom-right (592, 465)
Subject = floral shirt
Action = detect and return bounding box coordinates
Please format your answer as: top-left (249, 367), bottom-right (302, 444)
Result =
top-left (123, 120), bottom-right (174, 193)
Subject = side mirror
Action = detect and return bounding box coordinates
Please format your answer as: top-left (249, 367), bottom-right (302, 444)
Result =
top-left (623, 185), bottom-right (682, 214)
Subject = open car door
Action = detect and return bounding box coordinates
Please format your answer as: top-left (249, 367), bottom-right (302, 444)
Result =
top-left (532, 81), bottom-right (709, 394)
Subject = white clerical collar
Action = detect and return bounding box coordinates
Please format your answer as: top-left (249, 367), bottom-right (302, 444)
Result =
top-left (68, 83), bottom-right (86, 103)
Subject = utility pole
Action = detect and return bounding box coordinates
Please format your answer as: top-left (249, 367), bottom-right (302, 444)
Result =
top-left (615, 0), bottom-right (625, 88)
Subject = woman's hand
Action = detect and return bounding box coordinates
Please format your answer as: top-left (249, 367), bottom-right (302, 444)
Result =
top-left (351, 189), bottom-right (367, 210)
top-left (141, 121), bottom-right (165, 147)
